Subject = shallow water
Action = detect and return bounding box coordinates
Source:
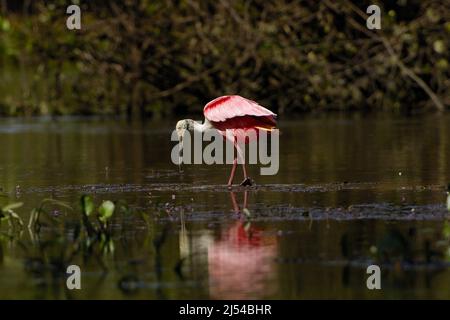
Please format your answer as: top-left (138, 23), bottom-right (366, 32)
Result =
top-left (1, 114), bottom-right (450, 299)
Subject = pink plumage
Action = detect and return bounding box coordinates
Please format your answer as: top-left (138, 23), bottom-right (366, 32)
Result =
top-left (203, 95), bottom-right (277, 186)
top-left (204, 95), bottom-right (276, 124)
top-left (177, 95), bottom-right (277, 186)
top-left (203, 95), bottom-right (277, 155)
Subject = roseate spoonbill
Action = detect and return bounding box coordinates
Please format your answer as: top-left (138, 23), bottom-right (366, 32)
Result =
top-left (175, 95), bottom-right (277, 187)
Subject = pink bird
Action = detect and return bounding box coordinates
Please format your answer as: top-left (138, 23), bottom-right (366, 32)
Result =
top-left (175, 95), bottom-right (277, 187)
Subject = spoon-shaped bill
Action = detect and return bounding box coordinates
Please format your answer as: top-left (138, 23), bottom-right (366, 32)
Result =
top-left (178, 136), bottom-right (184, 173)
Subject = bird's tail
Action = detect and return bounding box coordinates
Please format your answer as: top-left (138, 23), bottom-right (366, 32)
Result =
top-left (254, 115), bottom-right (280, 134)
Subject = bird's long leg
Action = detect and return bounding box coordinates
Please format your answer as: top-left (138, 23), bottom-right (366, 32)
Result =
top-left (242, 162), bottom-right (248, 180)
top-left (227, 157), bottom-right (238, 187)
top-left (243, 190), bottom-right (248, 209)
top-left (229, 191), bottom-right (240, 213)
top-left (237, 148), bottom-right (253, 186)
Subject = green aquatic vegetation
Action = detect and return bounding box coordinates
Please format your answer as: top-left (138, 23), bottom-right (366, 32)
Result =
top-left (80, 194), bottom-right (95, 217)
top-left (24, 195), bottom-right (126, 274)
top-left (0, 202), bottom-right (24, 231)
top-left (98, 200), bottom-right (115, 224)
top-left (80, 196), bottom-right (128, 254)
top-left (80, 195), bottom-right (115, 235)
top-left (0, 193), bottom-right (177, 293)
top-left (80, 195), bottom-right (96, 236)
top-left (28, 198), bottom-right (73, 232)
top-left (25, 195), bottom-right (117, 259)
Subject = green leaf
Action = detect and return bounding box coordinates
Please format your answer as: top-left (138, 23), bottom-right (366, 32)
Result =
top-left (2, 202), bottom-right (23, 211)
top-left (108, 239), bottom-right (115, 253)
top-left (81, 195), bottom-right (94, 216)
top-left (8, 211), bottom-right (24, 226)
top-left (98, 200), bottom-right (115, 222)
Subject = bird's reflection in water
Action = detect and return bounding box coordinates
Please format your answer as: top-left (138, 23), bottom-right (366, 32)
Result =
top-left (207, 191), bottom-right (277, 299)
top-left (177, 191), bottom-right (278, 299)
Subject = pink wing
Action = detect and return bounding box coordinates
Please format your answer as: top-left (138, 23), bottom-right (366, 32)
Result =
top-left (203, 95), bottom-right (276, 123)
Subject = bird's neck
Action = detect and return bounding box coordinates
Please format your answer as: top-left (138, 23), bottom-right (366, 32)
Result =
top-left (189, 119), bottom-right (213, 133)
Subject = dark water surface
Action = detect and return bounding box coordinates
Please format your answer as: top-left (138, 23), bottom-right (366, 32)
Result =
top-left (1, 114), bottom-right (450, 299)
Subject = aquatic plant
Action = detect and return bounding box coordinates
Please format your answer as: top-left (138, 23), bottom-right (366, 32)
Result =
top-left (28, 198), bottom-right (73, 232)
top-left (18, 195), bottom-right (122, 281)
top-left (0, 202), bottom-right (24, 231)
top-left (80, 195), bottom-right (115, 230)
top-left (25, 195), bottom-right (118, 256)
top-left (0, 192), bottom-right (191, 300)
top-left (80, 195), bottom-right (117, 254)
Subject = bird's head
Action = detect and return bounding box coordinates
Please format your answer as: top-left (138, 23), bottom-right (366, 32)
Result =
top-left (176, 119), bottom-right (195, 138)
top-left (176, 120), bottom-right (186, 140)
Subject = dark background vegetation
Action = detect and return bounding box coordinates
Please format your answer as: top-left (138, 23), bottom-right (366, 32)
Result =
top-left (0, 0), bottom-right (448, 118)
